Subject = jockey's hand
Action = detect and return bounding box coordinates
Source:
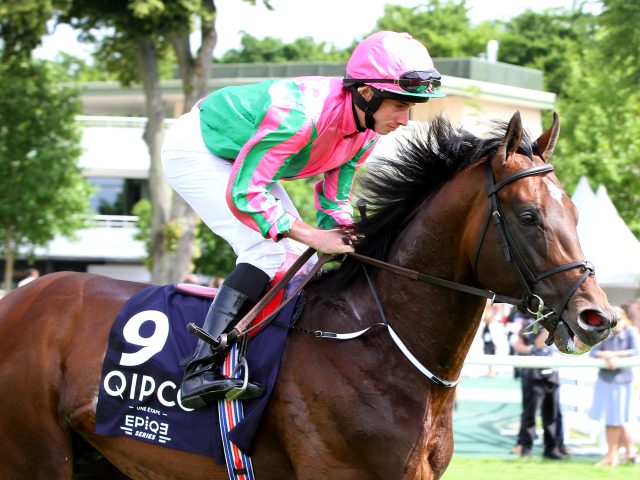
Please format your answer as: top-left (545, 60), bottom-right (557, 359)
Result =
top-left (288, 219), bottom-right (356, 254)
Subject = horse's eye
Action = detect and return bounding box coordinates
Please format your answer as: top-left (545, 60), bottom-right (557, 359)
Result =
top-left (519, 211), bottom-right (538, 225)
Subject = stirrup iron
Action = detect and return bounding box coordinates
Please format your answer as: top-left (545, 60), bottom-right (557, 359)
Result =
top-left (225, 356), bottom-right (251, 401)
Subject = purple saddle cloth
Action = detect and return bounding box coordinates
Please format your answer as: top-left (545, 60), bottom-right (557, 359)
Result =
top-left (95, 280), bottom-right (302, 462)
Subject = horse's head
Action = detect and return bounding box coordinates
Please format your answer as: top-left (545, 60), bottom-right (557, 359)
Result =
top-left (474, 111), bottom-right (616, 353)
top-left (332, 111), bottom-right (615, 355)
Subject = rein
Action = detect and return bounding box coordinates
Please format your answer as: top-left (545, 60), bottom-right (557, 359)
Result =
top-left (347, 252), bottom-right (523, 307)
top-left (218, 160), bottom-right (596, 389)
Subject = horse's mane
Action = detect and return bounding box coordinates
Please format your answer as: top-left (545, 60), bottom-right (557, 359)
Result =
top-left (322, 114), bottom-right (534, 286)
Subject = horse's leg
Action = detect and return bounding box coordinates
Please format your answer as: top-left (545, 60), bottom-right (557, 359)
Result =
top-left (71, 431), bottom-right (131, 479)
top-left (0, 410), bottom-right (74, 479)
top-left (0, 274), bottom-right (85, 479)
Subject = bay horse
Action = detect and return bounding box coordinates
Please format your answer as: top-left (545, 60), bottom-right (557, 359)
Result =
top-left (0, 112), bottom-right (615, 479)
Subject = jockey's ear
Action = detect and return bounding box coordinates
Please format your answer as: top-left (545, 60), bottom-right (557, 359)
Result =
top-left (533, 112), bottom-right (560, 162)
top-left (495, 111), bottom-right (523, 166)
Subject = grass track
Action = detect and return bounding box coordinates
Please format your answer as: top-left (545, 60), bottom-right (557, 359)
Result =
top-left (444, 456), bottom-right (638, 480)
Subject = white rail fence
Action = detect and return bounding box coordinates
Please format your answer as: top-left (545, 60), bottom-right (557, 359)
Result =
top-left (462, 353), bottom-right (640, 452)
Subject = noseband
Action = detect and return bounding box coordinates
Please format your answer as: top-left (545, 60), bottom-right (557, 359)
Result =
top-left (470, 161), bottom-right (595, 336)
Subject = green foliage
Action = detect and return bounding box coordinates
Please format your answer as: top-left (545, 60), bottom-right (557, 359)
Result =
top-left (0, 0), bottom-right (53, 61)
top-left (132, 199), bottom-right (152, 269)
top-left (495, 8), bottom-right (596, 96)
top-left (280, 177), bottom-right (318, 225)
top-left (553, 10), bottom-right (640, 237)
top-left (599, 0), bottom-right (640, 91)
top-left (57, 0), bottom-right (196, 87)
top-left (192, 227), bottom-right (236, 278)
top-left (0, 58), bottom-right (92, 253)
top-left (375, 1), bottom-right (500, 58)
top-left (133, 197), bottom-right (238, 278)
top-left (219, 34), bottom-right (350, 63)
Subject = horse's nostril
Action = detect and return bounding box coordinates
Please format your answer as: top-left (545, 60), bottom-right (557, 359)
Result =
top-left (583, 310), bottom-right (604, 327)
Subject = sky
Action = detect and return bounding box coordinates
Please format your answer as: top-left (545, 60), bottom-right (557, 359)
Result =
top-left (34, 0), bottom-right (601, 61)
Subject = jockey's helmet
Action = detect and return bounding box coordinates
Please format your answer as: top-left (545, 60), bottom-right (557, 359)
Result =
top-left (343, 31), bottom-right (445, 130)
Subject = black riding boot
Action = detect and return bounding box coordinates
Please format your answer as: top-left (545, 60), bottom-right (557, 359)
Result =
top-left (180, 263), bottom-right (270, 409)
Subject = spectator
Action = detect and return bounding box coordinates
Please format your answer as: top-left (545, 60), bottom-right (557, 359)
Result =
top-left (588, 306), bottom-right (640, 466)
top-left (511, 312), bottom-right (567, 460)
top-left (480, 301), bottom-right (499, 377)
top-left (620, 300), bottom-right (640, 332)
top-left (17, 268), bottom-right (39, 287)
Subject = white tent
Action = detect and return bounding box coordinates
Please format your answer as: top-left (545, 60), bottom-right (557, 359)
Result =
top-left (571, 177), bottom-right (640, 305)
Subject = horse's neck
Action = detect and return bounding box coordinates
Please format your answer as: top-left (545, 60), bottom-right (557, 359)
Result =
top-left (296, 278), bottom-right (465, 476)
top-left (377, 169), bottom-right (488, 382)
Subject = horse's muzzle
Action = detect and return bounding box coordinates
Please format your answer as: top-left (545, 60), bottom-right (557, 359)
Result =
top-left (551, 308), bottom-right (615, 354)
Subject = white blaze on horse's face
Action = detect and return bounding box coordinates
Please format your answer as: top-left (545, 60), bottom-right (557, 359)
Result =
top-left (546, 182), bottom-right (565, 206)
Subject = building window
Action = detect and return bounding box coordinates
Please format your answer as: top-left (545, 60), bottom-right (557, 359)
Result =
top-left (87, 177), bottom-right (148, 215)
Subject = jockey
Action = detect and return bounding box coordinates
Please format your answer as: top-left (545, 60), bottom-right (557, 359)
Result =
top-left (161, 30), bottom-right (445, 409)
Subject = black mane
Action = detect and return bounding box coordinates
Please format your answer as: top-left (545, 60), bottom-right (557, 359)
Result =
top-left (323, 114), bottom-right (534, 286)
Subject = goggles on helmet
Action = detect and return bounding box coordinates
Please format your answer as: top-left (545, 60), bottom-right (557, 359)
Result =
top-left (345, 69), bottom-right (442, 94)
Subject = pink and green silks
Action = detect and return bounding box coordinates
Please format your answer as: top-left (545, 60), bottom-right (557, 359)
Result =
top-left (199, 77), bottom-right (378, 241)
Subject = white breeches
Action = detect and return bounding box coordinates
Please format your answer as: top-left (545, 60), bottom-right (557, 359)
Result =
top-left (161, 106), bottom-right (315, 279)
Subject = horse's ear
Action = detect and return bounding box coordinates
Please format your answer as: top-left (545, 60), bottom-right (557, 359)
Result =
top-left (496, 111), bottom-right (523, 165)
top-left (533, 112), bottom-right (560, 162)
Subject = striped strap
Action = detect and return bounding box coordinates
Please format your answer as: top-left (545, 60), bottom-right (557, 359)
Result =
top-left (218, 344), bottom-right (256, 480)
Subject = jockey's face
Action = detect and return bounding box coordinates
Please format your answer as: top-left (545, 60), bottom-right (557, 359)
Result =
top-left (355, 85), bottom-right (415, 135)
top-left (373, 98), bottom-right (415, 135)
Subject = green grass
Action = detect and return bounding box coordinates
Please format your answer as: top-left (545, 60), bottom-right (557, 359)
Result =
top-left (443, 456), bottom-right (638, 480)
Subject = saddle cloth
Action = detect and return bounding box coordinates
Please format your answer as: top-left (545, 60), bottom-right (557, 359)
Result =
top-left (95, 278), bottom-right (302, 462)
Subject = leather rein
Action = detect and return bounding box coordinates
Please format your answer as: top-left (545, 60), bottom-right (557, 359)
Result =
top-left (219, 159), bottom-right (595, 387)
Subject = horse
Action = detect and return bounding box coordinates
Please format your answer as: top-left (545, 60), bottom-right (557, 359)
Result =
top-left (0, 112), bottom-right (616, 479)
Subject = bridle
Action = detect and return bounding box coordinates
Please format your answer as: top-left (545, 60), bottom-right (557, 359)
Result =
top-left (351, 158), bottom-right (595, 339)
top-left (470, 160), bottom-right (595, 335)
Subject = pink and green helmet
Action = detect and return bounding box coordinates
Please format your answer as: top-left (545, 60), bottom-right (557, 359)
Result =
top-left (343, 31), bottom-right (445, 102)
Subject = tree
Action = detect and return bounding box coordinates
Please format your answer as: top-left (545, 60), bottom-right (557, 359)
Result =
top-left (598, 0), bottom-right (640, 90)
top-left (0, 59), bottom-right (91, 290)
top-left (553, 1), bottom-right (640, 236)
top-left (0, 0), bottom-right (53, 63)
top-left (57, 0), bottom-right (220, 284)
top-left (496, 8), bottom-right (596, 96)
top-left (375, 0), bottom-right (499, 58)
top-left (219, 34), bottom-right (350, 63)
